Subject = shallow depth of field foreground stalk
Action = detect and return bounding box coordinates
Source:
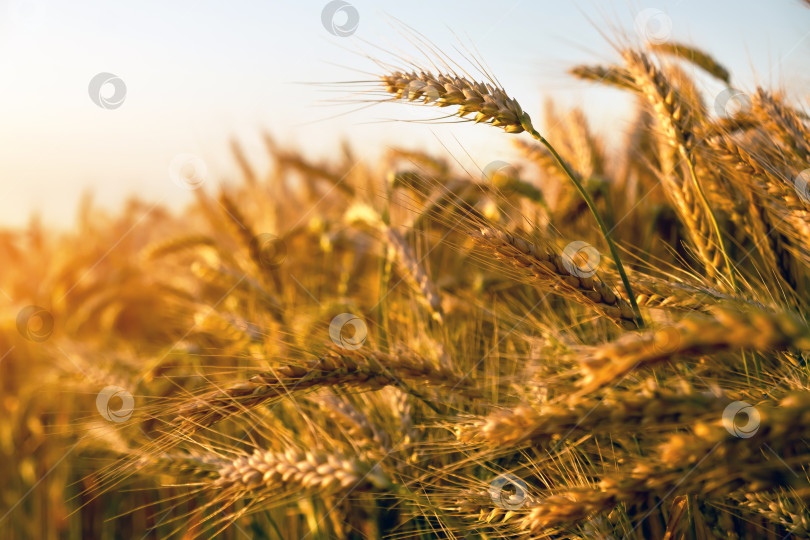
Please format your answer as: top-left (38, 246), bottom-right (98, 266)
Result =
top-left (382, 70), bottom-right (644, 326)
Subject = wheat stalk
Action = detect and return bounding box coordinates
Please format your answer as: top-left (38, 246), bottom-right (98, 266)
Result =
top-left (650, 42), bottom-right (731, 84)
top-left (474, 226), bottom-right (638, 327)
top-left (381, 69), bottom-right (644, 324)
top-left (213, 448), bottom-right (391, 494)
top-left (457, 386), bottom-right (728, 447)
top-left (623, 49), bottom-right (737, 290)
top-left (171, 347), bottom-right (477, 431)
top-left (578, 306), bottom-right (810, 390)
top-left (738, 490), bottom-right (810, 535)
top-left (381, 71), bottom-right (528, 133)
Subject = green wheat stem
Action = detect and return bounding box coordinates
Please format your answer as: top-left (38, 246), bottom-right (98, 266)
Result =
top-left (522, 119), bottom-right (645, 328)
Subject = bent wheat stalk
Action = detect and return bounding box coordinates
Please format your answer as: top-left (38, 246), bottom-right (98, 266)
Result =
top-left (473, 226), bottom-right (638, 327)
top-left (579, 306), bottom-right (810, 390)
top-left (458, 386), bottom-right (729, 447)
top-left (171, 347), bottom-right (477, 431)
top-left (650, 42), bottom-right (731, 84)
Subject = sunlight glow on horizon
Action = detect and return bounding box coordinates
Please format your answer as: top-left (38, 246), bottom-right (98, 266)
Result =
top-left (0, 0), bottom-right (808, 229)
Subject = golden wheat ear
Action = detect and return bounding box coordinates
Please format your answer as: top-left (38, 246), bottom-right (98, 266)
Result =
top-left (381, 71), bottom-right (529, 133)
top-left (379, 66), bottom-right (645, 325)
top-left (650, 42), bottom-right (731, 84)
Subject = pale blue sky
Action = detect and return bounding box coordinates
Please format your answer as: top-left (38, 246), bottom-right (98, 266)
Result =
top-left (0, 0), bottom-right (808, 227)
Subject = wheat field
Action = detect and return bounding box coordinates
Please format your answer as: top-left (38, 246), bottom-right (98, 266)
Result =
top-left (2, 23), bottom-right (810, 540)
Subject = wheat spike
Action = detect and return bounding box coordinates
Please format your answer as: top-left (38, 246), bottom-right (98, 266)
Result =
top-left (172, 347), bottom-right (477, 431)
top-left (579, 306), bottom-right (810, 390)
top-left (651, 41), bottom-right (731, 84)
top-left (474, 226), bottom-right (638, 327)
top-left (381, 71), bottom-right (529, 133)
top-left (214, 448), bottom-right (390, 495)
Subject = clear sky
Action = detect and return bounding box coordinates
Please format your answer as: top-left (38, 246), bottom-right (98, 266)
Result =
top-left (1, 0), bottom-right (808, 228)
